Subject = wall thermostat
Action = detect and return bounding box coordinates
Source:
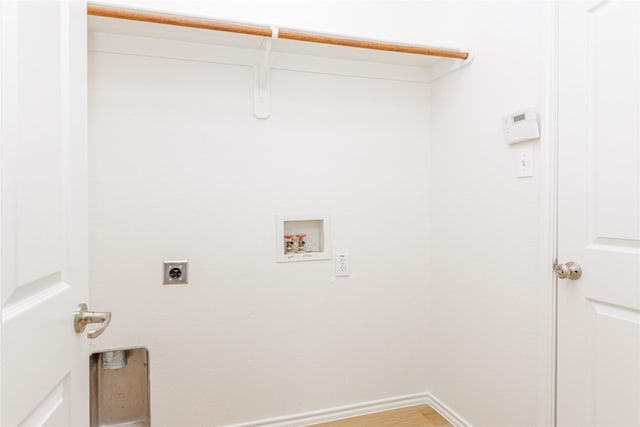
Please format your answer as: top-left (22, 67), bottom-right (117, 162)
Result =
top-left (502, 109), bottom-right (540, 144)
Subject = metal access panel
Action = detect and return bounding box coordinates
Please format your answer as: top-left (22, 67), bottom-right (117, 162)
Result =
top-left (90, 348), bottom-right (150, 427)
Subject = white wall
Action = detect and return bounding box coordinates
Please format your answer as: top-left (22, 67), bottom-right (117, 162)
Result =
top-left (427, 2), bottom-right (550, 426)
top-left (88, 39), bottom-right (431, 426)
top-left (88, 1), bottom-right (553, 426)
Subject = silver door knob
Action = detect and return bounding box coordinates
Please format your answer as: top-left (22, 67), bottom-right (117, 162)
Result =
top-left (73, 303), bottom-right (111, 339)
top-left (554, 262), bottom-right (582, 280)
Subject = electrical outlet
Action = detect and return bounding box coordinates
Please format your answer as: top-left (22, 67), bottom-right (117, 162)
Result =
top-left (335, 253), bottom-right (350, 277)
top-left (163, 260), bottom-right (188, 285)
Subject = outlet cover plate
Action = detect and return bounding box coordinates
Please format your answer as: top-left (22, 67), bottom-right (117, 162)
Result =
top-left (335, 253), bottom-right (350, 276)
top-left (516, 146), bottom-right (534, 178)
top-left (163, 260), bottom-right (188, 285)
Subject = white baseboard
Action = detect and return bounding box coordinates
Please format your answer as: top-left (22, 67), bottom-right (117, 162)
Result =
top-left (424, 393), bottom-right (472, 427)
top-left (223, 392), bottom-right (471, 427)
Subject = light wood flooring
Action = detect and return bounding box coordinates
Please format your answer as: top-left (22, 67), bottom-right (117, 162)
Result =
top-left (308, 405), bottom-right (452, 427)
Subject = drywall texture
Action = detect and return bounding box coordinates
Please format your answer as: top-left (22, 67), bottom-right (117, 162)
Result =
top-left (88, 48), bottom-right (431, 425)
top-left (428, 2), bottom-right (549, 426)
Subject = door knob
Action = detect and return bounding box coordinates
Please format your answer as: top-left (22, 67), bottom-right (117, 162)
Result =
top-left (73, 303), bottom-right (111, 339)
top-left (554, 261), bottom-right (582, 280)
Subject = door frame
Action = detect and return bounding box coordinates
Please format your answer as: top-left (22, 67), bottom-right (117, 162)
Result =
top-left (0, 2), bottom-right (562, 425)
top-left (540, 1), bottom-right (560, 426)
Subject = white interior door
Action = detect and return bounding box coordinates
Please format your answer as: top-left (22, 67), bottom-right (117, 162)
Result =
top-left (557, 1), bottom-right (640, 426)
top-left (1, 1), bottom-right (90, 426)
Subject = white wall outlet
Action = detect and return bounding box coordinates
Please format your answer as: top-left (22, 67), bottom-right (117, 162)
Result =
top-left (516, 146), bottom-right (534, 178)
top-left (335, 253), bottom-right (350, 277)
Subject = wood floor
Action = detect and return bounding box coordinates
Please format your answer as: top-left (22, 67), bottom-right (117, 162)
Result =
top-left (308, 405), bottom-right (452, 427)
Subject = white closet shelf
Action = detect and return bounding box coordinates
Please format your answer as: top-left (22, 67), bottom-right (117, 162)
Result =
top-left (88, 4), bottom-right (473, 118)
top-left (87, 4), bottom-right (471, 71)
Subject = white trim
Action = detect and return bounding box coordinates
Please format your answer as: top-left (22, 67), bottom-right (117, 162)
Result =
top-left (222, 392), bottom-right (471, 427)
top-left (222, 392), bottom-right (428, 427)
top-left (0, 0), bottom-right (18, 309)
top-left (538, 1), bottom-right (560, 426)
top-left (424, 393), bottom-right (472, 427)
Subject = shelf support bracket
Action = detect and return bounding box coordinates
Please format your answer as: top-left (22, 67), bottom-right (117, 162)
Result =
top-left (254, 26), bottom-right (278, 119)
